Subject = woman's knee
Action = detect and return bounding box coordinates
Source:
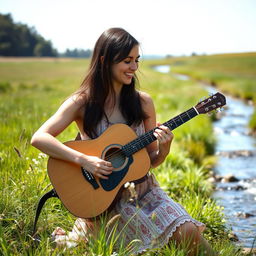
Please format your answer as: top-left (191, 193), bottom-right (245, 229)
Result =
top-left (172, 221), bottom-right (201, 243)
top-left (171, 222), bottom-right (216, 255)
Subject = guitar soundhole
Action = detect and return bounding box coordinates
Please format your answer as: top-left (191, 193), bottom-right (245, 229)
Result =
top-left (103, 145), bottom-right (127, 171)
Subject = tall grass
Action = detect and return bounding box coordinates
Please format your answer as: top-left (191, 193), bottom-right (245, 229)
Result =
top-left (0, 58), bottom-right (245, 255)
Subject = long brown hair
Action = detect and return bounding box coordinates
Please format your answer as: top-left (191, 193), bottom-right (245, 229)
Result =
top-left (77, 28), bottom-right (147, 138)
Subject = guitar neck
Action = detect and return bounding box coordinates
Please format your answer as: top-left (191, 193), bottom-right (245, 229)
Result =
top-left (122, 107), bottom-right (199, 156)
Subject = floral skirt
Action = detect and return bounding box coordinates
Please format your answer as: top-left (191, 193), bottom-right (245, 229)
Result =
top-left (52, 173), bottom-right (205, 254)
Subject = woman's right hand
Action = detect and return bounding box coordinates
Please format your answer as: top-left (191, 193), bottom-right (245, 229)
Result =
top-left (80, 155), bottom-right (113, 179)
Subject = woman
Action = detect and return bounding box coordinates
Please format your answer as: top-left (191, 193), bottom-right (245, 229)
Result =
top-left (31, 27), bottom-right (215, 255)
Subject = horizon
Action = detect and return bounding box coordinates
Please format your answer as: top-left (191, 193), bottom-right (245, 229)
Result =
top-left (1, 0), bottom-right (256, 56)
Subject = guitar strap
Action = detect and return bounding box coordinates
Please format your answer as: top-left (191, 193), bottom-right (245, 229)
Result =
top-left (31, 188), bottom-right (59, 239)
top-left (32, 132), bottom-right (83, 240)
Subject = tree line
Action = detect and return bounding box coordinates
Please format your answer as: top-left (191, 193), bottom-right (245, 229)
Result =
top-left (0, 13), bottom-right (92, 58)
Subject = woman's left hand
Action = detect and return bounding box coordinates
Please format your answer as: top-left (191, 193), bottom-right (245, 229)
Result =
top-left (153, 122), bottom-right (174, 157)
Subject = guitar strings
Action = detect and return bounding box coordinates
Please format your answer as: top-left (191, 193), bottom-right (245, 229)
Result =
top-left (83, 103), bottom-right (223, 170)
top-left (103, 108), bottom-right (197, 161)
top-left (103, 103), bottom-right (223, 161)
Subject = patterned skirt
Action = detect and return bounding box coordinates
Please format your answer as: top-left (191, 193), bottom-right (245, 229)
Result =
top-left (52, 173), bottom-right (205, 254)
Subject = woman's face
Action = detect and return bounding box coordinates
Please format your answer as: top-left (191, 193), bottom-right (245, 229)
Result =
top-left (111, 45), bottom-right (140, 88)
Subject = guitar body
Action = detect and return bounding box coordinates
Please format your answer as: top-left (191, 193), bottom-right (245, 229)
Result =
top-left (47, 92), bottom-right (226, 219)
top-left (47, 123), bottom-right (151, 219)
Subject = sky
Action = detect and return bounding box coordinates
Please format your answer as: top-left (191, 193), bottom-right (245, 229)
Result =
top-left (1, 0), bottom-right (256, 56)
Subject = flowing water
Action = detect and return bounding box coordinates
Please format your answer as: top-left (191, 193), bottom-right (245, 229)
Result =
top-left (154, 65), bottom-right (256, 248)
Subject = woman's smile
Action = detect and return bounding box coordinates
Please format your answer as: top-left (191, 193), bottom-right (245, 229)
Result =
top-left (111, 45), bottom-right (140, 87)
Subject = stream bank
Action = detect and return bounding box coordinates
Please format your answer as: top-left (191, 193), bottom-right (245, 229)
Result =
top-left (154, 65), bottom-right (256, 248)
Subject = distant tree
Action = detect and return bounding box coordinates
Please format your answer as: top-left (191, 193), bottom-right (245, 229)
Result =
top-left (81, 49), bottom-right (92, 58)
top-left (0, 14), bottom-right (18, 55)
top-left (60, 48), bottom-right (92, 58)
top-left (0, 13), bottom-right (57, 56)
top-left (34, 37), bottom-right (57, 56)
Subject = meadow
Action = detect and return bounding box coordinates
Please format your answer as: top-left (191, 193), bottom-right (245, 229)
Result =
top-left (0, 57), bottom-right (251, 255)
top-left (147, 52), bottom-right (256, 133)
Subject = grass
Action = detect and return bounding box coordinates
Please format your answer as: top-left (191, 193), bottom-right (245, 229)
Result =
top-left (0, 57), bottom-right (249, 255)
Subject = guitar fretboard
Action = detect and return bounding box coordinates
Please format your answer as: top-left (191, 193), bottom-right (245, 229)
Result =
top-left (122, 107), bottom-right (198, 156)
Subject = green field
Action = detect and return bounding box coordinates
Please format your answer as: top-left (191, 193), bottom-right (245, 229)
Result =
top-left (147, 52), bottom-right (256, 132)
top-left (0, 57), bottom-right (251, 255)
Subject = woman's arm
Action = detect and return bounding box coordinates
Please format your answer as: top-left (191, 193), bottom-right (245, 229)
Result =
top-left (140, 92), bottom-right (174, 168)
top-left (31, 96), bottom-right (113, 179)
top-left (31, 96), bottom-right (83, 161)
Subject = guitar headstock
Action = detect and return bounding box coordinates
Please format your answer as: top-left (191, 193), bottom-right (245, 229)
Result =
top-left (195, 92), bottom-right (226, 114)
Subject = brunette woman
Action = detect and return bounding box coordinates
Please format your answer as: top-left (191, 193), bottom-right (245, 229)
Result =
top-left (31, 27), bottom-right (215, 255)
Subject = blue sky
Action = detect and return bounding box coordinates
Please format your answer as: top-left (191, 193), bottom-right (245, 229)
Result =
top-left (1, 0), bottom-right (256, 56)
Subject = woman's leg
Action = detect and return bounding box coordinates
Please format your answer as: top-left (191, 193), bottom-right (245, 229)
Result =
top-left (170, 222), bottom-right (216, 256)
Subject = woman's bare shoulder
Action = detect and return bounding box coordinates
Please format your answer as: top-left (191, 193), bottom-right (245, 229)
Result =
top-left (53, 93), bottom-right (86, 122)
top-left (138, 91), bottom-right (154, 110)
top-left (66, 93), bottom-right (87, 120)
top-left (69, 93), bottom-right (86, 107)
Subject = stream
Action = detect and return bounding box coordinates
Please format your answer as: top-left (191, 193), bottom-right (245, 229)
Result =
top-left (154, 65), bottom-right (256, 248)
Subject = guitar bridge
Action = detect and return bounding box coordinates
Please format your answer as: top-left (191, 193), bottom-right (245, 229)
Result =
top-left (81, 167), bottom-right (100, 189)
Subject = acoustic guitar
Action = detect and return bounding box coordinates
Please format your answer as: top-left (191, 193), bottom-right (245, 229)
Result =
top-left (47, 92), bottom-right (226, 218)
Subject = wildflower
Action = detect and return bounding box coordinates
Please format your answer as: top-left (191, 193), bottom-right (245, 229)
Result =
top-left (124, 182), bottom-right (138, 202)
top-left (32, 158), bottom-right (39, 165)
top-left (124, 182), bottom-right (130, 188)
top-left (129, 183), bottom-right (138, 202)
top-left (129, 182), bottom-right (135, 189)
